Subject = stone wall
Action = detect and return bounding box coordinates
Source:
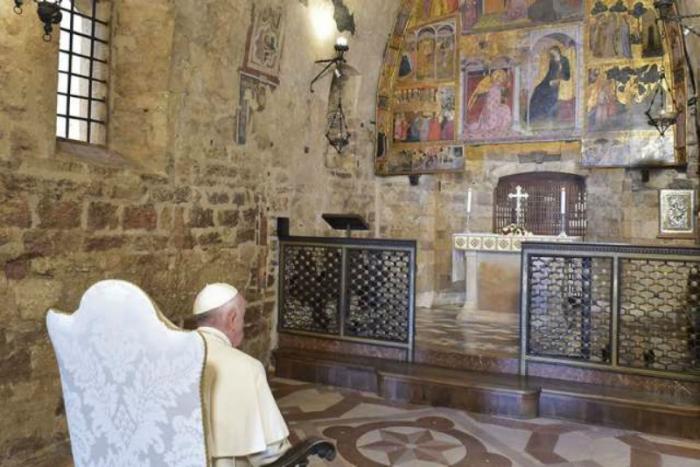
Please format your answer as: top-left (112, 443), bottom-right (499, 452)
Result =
top-left (0, 0), bottom-right (401, 464)
top-left (1, 0), bottom-right (699, 464)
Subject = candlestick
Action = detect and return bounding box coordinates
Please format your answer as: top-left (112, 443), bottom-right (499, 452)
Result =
top-left (560, 187), bottom-right (566, 215)
top-left (559, 187), bottom-right (567, 237)
top-left (467, 188), bottom-right (472, 214)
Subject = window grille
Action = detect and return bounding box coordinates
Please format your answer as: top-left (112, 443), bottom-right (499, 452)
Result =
top-left (56, 0), bottom-right (110, 145)
top-left (494, 172), bottom-right (587, 236)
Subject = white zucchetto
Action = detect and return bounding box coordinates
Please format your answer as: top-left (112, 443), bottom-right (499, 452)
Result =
top-left (193, 283), bottom-right (239, 315)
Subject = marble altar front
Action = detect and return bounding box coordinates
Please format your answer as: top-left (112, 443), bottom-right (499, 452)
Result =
top-left (452, 233), bottom-right (582, 316)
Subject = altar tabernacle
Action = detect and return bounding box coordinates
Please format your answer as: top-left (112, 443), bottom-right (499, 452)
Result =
top-left (3, 0), bottom-right (700, 465)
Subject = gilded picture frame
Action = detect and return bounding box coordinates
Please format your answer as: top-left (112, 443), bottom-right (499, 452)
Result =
top-left (659, 189), bottom-right (696, 238)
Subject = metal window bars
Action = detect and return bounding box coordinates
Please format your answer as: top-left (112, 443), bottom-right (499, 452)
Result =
top-left (57, 0), bottom-right (109, 144)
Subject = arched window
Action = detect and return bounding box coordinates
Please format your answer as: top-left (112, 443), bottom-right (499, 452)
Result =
top-left (494, 172), bottom-right (587, 236)
top-left (57, 0), bottom-right (110, 145)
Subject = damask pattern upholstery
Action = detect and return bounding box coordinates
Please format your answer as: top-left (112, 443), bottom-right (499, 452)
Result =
top-left (46, 280), bottom-right (208, 467)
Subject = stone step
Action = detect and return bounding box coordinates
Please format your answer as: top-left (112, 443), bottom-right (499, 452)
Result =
top-left (273, 348), bottom-right (700, 440)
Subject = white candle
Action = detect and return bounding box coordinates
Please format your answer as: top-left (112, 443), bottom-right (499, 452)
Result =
top-left (560, 187), bottom-right (566, 215)
top-left (467, 188), bottom-right (472, 214)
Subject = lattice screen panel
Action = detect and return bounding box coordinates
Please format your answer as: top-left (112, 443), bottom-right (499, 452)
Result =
top-left (527, 255), bottom-right (613, 362)
top-left (494, 172), bottom-right (586, 236)
top-left (344, 248), bottom-right (412, 343)
top-left (279, 245), bottom-right (342, 334)
top-left (619, 259), bottom-right (700, 373)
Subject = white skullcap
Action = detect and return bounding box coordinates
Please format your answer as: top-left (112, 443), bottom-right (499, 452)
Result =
top-left (193, 283), bottom-right (239, 315)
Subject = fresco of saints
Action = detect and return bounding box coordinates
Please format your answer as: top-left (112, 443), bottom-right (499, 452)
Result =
top-left (394, 113), bottom-right (409, 141)
top-left (587, 71), bottom-right (621, 130)
top-left (529, 46), bottom-right (574, 125)
top-left (590, 11), bottom-right (632, 58)
top-left (460, 0), bottom-right (480, 32)
top-left (504, 0), bottom-right (529, 20)
top-left (436, 27), bottom-right (456, 79)
top-left (416, 29), bottom-right (436, 80)
top-left (641, 8), bottom-right (663, 57)
top-left (466, 69), bottom-right (513, 138)
top-left (441, 109), bottom-right (455, 140)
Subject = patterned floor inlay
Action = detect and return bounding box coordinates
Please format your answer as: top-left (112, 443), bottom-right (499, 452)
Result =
top-left (415, 306), bottom-right (519, 357)
top-left (271, 378), bottom-right (700, 466)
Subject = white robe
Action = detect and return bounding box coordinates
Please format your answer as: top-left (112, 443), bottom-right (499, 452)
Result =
top-left (198, 327), bottom-right (290, 466)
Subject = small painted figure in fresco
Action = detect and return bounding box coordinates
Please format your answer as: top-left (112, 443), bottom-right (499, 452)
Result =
top-left (436, 27), bottom-right (455, 79)
top-left (641, 8), bottom-right (663, 57)
top-left (460, 0), bottom-right (481, 32)
top-left (422, 0), bottom-right (432, 19)
top-left (427, 0), bottom-right (460, 17)
top-left (416, 29), bottom-right (436, 81)
top-left (504, 0), bottom-right (529, 21)
top-left (394, 113), bottom-right (409, 142)
top-left (617, 13), bottom-right (632, 58)
top-left (586, 70), bottom-right (618, 129)
top-left (529, 46), bottom-right (572, 124)
top-left (441, 109), bottom-right (455, 140)
top-left (587, 70), bottom-right (622, 130)
top-left (466, 69), bottom-right (513, 138)
top-left (408, 114), bottom-right (422, 142)
top-left (590, 2), bottom-right (632, 59)
top-left (252, 7), bottom-right (283, 69)
top-left (429, 114), bottom-right (442, 140)
top-left (420, 113), bottom-right (432, 141)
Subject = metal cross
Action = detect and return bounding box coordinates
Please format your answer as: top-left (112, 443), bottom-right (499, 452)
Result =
top-left (508, 185), bottom-right (529, 227)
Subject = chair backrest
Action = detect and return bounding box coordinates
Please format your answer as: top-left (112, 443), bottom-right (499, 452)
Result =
top-left (47, 280), bottom-right (208, 467)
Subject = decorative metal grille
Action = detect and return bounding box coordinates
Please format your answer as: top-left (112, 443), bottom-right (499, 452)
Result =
top-left (619, 259), bottom-right (699, 373)
top-left (494, 172), bottom-right (586, 236)
top-left (527, 256), bottom-right (612, 362)
top-left (57, 0), bottom-right (110, 144)
top-left (279, 245), bottom-right (342, 334)
top-left (521, 242), bottom-right (700, 380)
top-left (278, 238), bottom-right (416, 355)
top-left (345, 249), bottom-right (412, 343)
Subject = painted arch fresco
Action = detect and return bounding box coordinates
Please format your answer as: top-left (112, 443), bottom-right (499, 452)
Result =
top-left (375, 0), bottom-right (687, 175)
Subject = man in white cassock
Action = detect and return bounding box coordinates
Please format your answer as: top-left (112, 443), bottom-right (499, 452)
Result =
top-left (193, 283), bottom-right (291, 467)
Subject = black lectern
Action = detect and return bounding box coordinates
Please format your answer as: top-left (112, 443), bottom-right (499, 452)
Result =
top-left (321, 213), bottom-right (369, 238)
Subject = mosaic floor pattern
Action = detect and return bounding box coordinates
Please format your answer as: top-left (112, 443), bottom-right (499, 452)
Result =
top-left (272, 378), bottom-right (700, 467)
top-left (415, 306), bottom-right (519, 357)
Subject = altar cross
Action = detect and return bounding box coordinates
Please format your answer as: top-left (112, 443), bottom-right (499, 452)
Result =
top-left (508, 185), bottom-right (529, 227)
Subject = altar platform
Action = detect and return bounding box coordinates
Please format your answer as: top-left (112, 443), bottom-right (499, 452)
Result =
top-left (274, 234), bottom-right (700, 440)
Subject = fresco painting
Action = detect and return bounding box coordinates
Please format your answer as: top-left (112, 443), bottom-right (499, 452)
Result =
top-left (394, 87), bottom-right (456, 143)
top-left (460, 0), bottom-right (583, 34)
top-left (461, 25), bottom-right (581, 143)
top-left (589, 0), bottom-right (663, 60)
top-left (586, 63), bottom-right (662, 132)
top-left (464, 67), bottom-right (516, 140)
top-left (241, 3), bottom-right (286, 85)
top-left (375, 0), bottom-right (683, 175)
top-left (403, 144), bottom-right (465, 172)
top-left (527, 33), bottom-right (577, 130)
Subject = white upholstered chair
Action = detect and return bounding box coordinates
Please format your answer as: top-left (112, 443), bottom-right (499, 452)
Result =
top-left (46, 280), bottom-right (208, 467)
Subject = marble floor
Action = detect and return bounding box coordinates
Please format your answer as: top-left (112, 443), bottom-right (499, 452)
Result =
top-left (415, 305), bottom-right (519, 358)
top-left (272, 377), bottom-right (700, 467)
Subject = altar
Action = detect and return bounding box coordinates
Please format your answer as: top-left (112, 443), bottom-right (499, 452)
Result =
top-left (452, 232), bottom-right (581, 315)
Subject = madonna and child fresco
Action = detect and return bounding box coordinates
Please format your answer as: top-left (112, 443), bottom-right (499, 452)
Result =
top-left (374, 0), bottom-right (682, 175)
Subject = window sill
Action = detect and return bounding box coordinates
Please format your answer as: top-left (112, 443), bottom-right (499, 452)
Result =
top-left (55, 138), bottom-right (142, 171)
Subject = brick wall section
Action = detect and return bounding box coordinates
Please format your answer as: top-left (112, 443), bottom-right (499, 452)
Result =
top-left (0, 1), bottom-right (402, 464)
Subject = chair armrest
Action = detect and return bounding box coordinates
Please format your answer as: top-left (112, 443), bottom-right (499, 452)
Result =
top-left (265, 437), bottom-right (336, 467)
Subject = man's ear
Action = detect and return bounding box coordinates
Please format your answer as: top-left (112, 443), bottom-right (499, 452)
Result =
top-left (228, 309), bottom-right (239, 328)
